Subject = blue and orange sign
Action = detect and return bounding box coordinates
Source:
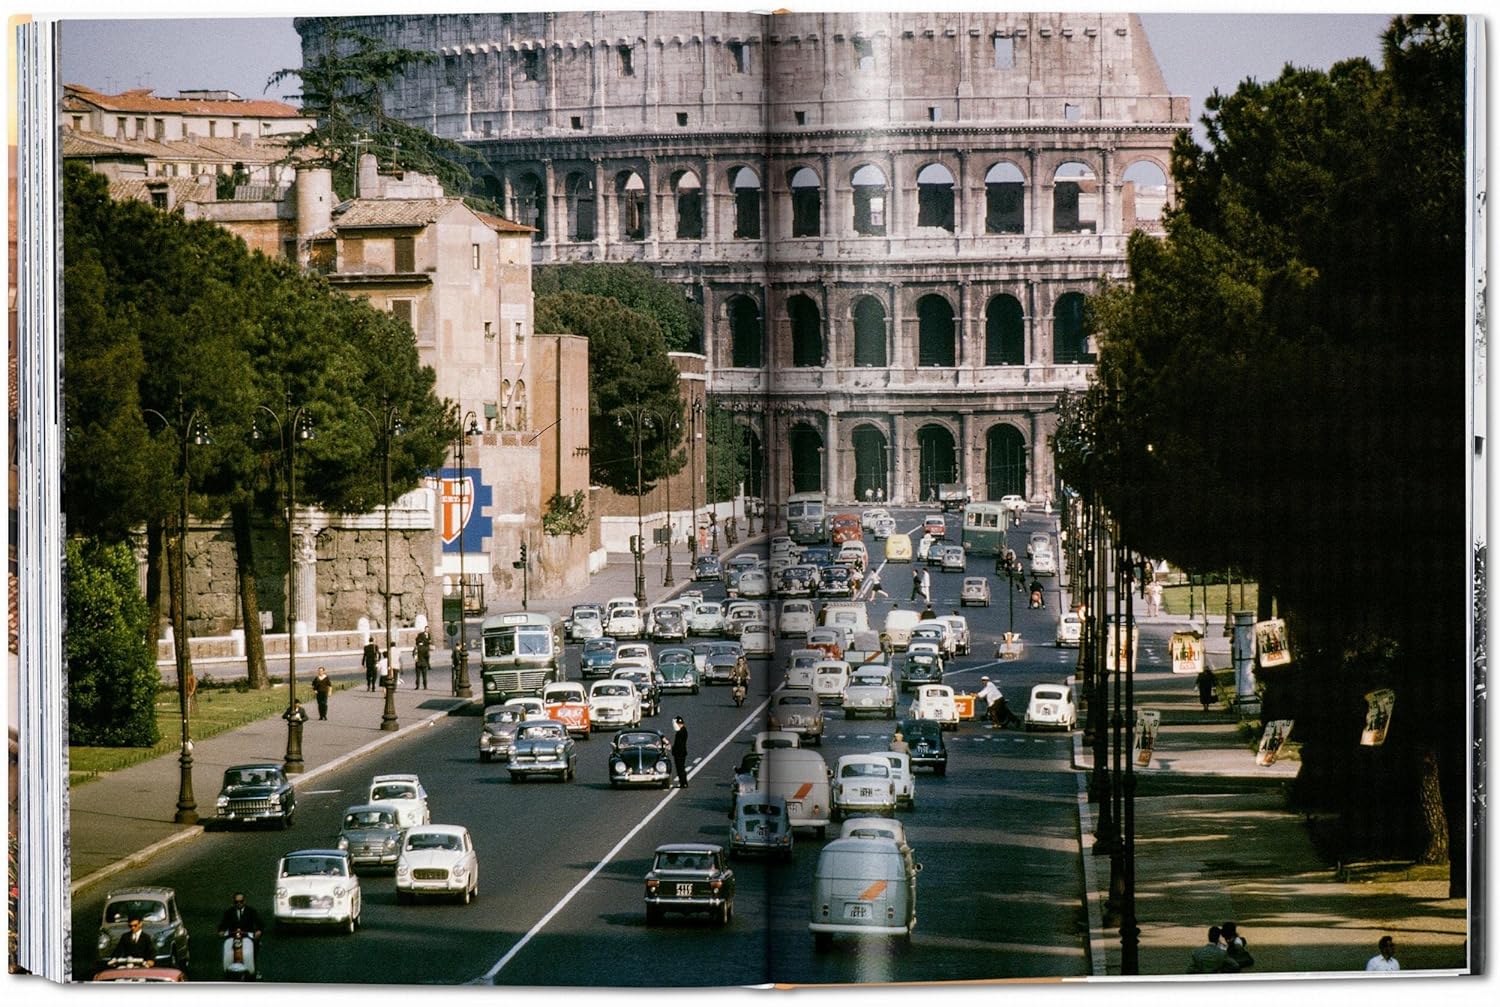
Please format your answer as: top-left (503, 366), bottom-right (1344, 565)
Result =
top-left (435, 468), bottom-right (493, 553)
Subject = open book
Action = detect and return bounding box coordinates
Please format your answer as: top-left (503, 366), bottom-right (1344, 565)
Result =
top-left (9, 7), bottom-right (1483, 990)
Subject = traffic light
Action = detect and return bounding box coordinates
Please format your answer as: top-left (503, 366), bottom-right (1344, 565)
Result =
top-left (520, 543), bottom-right (528, 563)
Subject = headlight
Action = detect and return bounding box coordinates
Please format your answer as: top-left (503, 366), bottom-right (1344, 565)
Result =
top-left (396, 864), bottom-right (409, 878)
top-left (97, 933), bottom-right (109, 950)
top-left (275, 887), bottom-right (287, 899)
top-left (656, 760), bottom-right (669, 772)
top-left (333, 886), bottom-right (347, 898)
top-left (613, 760), bottom-right (626, 772)
top-left (268, 795), bottom-right (282, 808)
top-left (216, 796), bottom-right (228, 808)
top-left (337, 837), bottom-right (349, 850)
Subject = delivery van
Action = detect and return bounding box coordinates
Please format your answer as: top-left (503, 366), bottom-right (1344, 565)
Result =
top-left (756, 748), bottom-right (833, 838)
top-left (882, 609), bottom-right (921, 651)
top-left (809, 836), bottom-right (920, 951)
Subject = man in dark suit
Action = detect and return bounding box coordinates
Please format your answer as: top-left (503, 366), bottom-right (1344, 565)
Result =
top-left (112, 915), bottom-right (156, 962)
top-left (671, 716), bottom-right (690, 788)
top-left (362, 641), bottom-right (379, 691)
top-left (217, 892), bottom-right (264, 941)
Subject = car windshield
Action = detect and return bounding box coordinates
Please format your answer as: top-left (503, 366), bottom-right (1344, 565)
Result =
top-left (573, 607), bottom-right (600, 619)
top-left (778, 695), bottom-right (813, 706)
top-left (612, 608), bottom-right (639, 620)
top-left (618, 732), bottom-right (663, 747)
top-left (841, 762), bottom-right (890, 778)
top-left (104, 899), bottom-right (168, 924)
top-left (224, 768), bottom-right (276, 787)
top-left (371, 783), bottom-right (417, 801)
top-left (406, 832), bottom-right (462, 852)
top-left (849, 827), bottom-right (898, 840)
top-left (656, 851), bottom-right (712, 871)
top-left (695, 604), bottom-right (720, 615)
top-left (710, 644), bottom-right (739, 655)
top-left (584, 640), bottom-right (615, 654)
top-left (852, 675), bottom-right (886, 687)
top-left (595, 684), bottom-right (630, 697)
top-left (547, 691), bottom-right (585, 704)
top-left (521, 725), bottom-right (565, 740)
top-left (345, 811), bottom-right (395, 829)
top-left (487, 710), bottom-right (521, 725)
top-left (281, 856), bottom-right (347, 878)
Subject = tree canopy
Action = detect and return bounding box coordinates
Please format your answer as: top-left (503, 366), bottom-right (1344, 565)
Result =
top-left (534, 262), bottom-right (703, 354)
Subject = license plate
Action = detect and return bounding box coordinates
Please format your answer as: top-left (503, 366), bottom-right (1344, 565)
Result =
top-left (787, 801), bottom-right (803, 813)
top-left (675, 884), bottom-right (693, 897)
top-left (845, 902), bottom-right (871, 919)
top-left (858, 787), bottom-right (872, 797)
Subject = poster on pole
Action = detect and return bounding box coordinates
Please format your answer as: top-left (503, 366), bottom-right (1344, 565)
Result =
top-left (1105, 619), bottom-right (1139, 672)
top-left (1361, 689), bottom-right (1396, 746)
top-left (1169, 631), bottom-right (1205, 675)
top-left (1257, 720), bottom-right (1294, 766)
top-left (1134, 710), bottom-right (1161, 766)
top-left (1255, 618), bottom-right (1292, 668)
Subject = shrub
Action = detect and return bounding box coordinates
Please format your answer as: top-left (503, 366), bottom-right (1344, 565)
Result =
top-left (66, 537), bottom-right (160, 747)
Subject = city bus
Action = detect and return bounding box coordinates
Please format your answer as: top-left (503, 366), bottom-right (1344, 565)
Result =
top-left (960, 502), bottom-right (1008, 557)
top-left (480, 611), bottom-right (565, 705)
top-left (787, 492), bottom-right (828, 545)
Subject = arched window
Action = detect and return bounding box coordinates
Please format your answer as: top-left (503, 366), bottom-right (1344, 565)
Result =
top-left (673, 170), bottom-right (703, 239)
top-left (788, 294), bottom-right (822, 367)
top-left (789, 167), bottom-right (821, 237)
top-left (852, 296), bottom-right (887, 367)
top-left (512, 380), bottom-right (528, 431)
top-left (1053, 161), bottom-right (1097, 234)
top-left (985, 294), bottom-right (1024, 365)
top-left (916, 425), bottom-right (957, 501)
top-left (732, 166), bottom-right (762, 239)
top-left (617, 171), bottom-right (648, 241)
top-left (916, 163), bottom-right (956, 231)
top-left (916, 294), bottom-right (955, 367)
top-left (1053, 292), bottom-right (1092, 364)
top-left (790, 425), bottom-right (825, 493)
top-left (851, 425), bottom-right (890, 501)
top-left (1121, 160), bottom-right (1168, 227)
top-left (851, 164), bottom-right (887, 236)
top-left (984, 162), bottom-right (1024, 234)
top-left (566, 172), bottom-right (595, 241)
top-left (728, 296), bottom-right (763, 368)
top-left (512, 172), bottom-right (545, 242)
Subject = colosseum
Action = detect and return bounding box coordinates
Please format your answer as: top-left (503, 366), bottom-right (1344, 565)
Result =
top-left (297, 11), bottom-right (1188, 508)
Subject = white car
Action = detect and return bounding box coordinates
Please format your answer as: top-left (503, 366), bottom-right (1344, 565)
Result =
top-left (907, 684), bottom-right (959, 731)
top-left (614, 642), bottom-right (655, 674)
top-left (860, 508), bottom-right (891, 531)
top-left (394, 825), bottom-right (479, 905)
top-left (752, 730), bottom-right (802, 753)
top-left (1026, 532), bottom-right (1051, 558)
top-left (568, 605), bottom-right (604, 642)
top-left (688, 602), bottom-right (725, 636)
top-left (779, 600), bottom-right (817, 638)
top-left (509, 697), bottom-right (547, 721)
top-left (912, 619), bottom-right (957, 659)
top-left (871, 515), bottom-right (897, 540)
top-left (273, 849), bottom-right (361, 933)
top-left (605, 605), bottom-right (645, 639)
top-left (741, 621), bottom-right (775, 658)
top-left (842, 665), bottom-right (897, 719)
top-left (589, 679), bottom-right (642, 729)
top-left (880, 751), bottom-right (916, 809)
top-left (938, 615), bottom-right (972, 656)
top-left (832, 754), bottom-right (897, 818)
top-left (1000, 494), bottom-right (1027, 518)
top-left (812, 660), bottom-right (851, 705)
top-left (604, 596), bottom-right (638, 619)
top-left (367, 774), bottom-right (430, 829)
top-left (1025, 683), bottom-right (1077, 731)
top-left (1056, 610), bottom-right (1083, 647)
top-left (1031, 548), bottom-right (1057, 576)
top-left (738, 569), bottom-right (771, 599)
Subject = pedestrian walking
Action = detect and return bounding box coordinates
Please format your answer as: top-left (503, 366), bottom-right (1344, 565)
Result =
top-left (1187, 925), bottom-right (1239, 974)
top-left (889, 731), bottom-right (909, 754)
top-left (414, 628), bottom-right (432, 689)
top-left (1221, 922), bottom-right (1254, 970)
top-left (1365, 936), bottom-right (1400, 972)
top-left (671, 716), bottom-right (690, 788)
top-left (391, 647), bottom-right (405, 688)
top-left (312, 666), bottom-right (332, 720)
top-left (1147, 581), bottom-right (1163, 617)
top-left (910, 568), bottom-right (922, 600)
top-left (1196, 666), bottom-right (1217, 711)
top-left (362, 641), bottom-right (379, 692)
top-left (376, 651), bottom-right (389, 690)
top-left (868, 572), bottom-right (889, 599)
top-left (920, 568), bottom-right (931, 604)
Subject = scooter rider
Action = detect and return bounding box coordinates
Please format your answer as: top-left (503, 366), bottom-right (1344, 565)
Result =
top-left (218, 892), bottom-right (264, 942)
top-left (218, 892), bottom-right (263, 980)
top-left (1029, 577), bottom-right (1044, 609)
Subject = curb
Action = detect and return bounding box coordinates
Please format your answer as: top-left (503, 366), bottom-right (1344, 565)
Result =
top-left (1075, 753), bottom-right (1109, 976)
top-left (69, 701), bottom-right (465, 897)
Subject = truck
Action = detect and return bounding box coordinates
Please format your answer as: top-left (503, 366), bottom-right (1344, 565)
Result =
top-left (937, 483), bottom-right (971, 513)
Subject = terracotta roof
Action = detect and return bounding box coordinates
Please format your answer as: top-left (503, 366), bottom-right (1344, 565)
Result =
top-left (476, 210), bottom-right (535, 234)
top-left (65, 83), bottom-right (306, 120)
top-left (109, 177), bottom-right (217, 204)
top-left (62, 130), bottom-right (299, 165)
top-left (332, 198), bottom-right (466, 229)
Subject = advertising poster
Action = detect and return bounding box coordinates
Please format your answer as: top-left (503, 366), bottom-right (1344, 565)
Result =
top-left (1257, 720), bottom-right (1295, 766)
top-left (1170, 631), bottom-right (1205, 675)
top-left (1255, 618), bottom-right (1292, 668)
top-left (1361, 689), bottom-right (1396, 746)
top-left (1134, 710), bottom-right (1161, 766)
top-left (1105, 620), bottom-right (1140, 672)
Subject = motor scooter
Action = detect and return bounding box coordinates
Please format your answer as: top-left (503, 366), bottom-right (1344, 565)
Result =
top-left (221, 929), bottom-right (257, 981)
top-left (731, 681), bottom-right (747, 707)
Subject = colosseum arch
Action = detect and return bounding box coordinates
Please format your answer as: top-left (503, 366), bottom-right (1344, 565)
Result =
top-left (915, 423), bottom-right (958, 501)
top-left (789, 423), bottom-right (825, 493)
top-left (916, 293), bottom-right (956, 367)
top-left (915, 163), bottom-right (956, 231)
top-left (788, 166), bottom-right (822, 238)
top-left (851, 423), bottom-right (891, 501)
top-left (1052, 161), bottom-right (1098, 234)
top-left (985, 293), bottom-right (1025, 366)
top-left (850, 164), bottom-right (888, 236)
top-left (984, 162), bottom-right (1025, 234)
top-left (672, 169), bottom-right (703, 240)
top-left (1121, 159), bottom-right (1169, 229)
top-left (511, 171), bottom-right (545, 241)
top-left (985, 423), bottom-right (1027, 500)
top-left (616, 171), bottom-right (648, 241)
top-left (730, 165), bottom-right (762, 239)
top-left (726, 294), bottom-right (763, 369)
top-left (565, 172), bottom-right (596, 241)
top-left (788, 294), bottom-right (823, 368)
top-left (851, 295), bottom-right (887, 367)
top-left (1053, 292), bottom-right (1092, 364)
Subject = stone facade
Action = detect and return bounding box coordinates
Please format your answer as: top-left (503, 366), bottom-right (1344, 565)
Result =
top-left (297, 10), bottom-right (1188, 507)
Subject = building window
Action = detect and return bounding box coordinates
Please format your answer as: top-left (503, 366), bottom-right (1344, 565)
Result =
top-left (731, 166), bottom-right (762, 239)
top-left (70, 115), bottom-right (83, 131)
top-left (985, 294), bottom-right (1025, 365)
top-left (134, 117), bottom-right (145, 137)
top-left (853, 38), bottom-right (875, 72)
top-left (788, 294), bottom-right (823, 367)
top-left (1064, 103), bottom-right (1082, 122)
top-left (794, 110), bottom-right (806, 126)
top-left (394, 236), bottom-right (416, 273)
top-left (916, 163), bottom-right (956, 231)
top-left (618, 171), bottom-right (648, 241)
top-left (231, 121), bottom-right (241, 138)
top-left (851, 164), bottom-right (887, 236)
top-left (917, 294), bottom-right (956, 367)
top-left (567, 172), bottom-right (597, 241)
top-left (116, 116), bottom-right (126, 135)
top-left (852, 296), bottom-right (887, 367)
top-left (928, 107), bottom-right (941, 122)
top-left (1053, 161), bottom-right (1097, 233)
top-left (728, 41), bottom-right (748, 73)
top-left (789, 167), bottom-right (821, 238)
top-left (570, 116), bottom-right (582, 130)
top-left (985, 162), bottom-right (1026, 234)
top-left (521, 49), bottom-right (541, 81)
top-left (618, 44), bottom-right (635, 76)
top-left (485, 119), bottom-right (496, 136)
top-left (674, 170), bottom-right (703, 240)
top-left (728, 295), bottom-right (763, 368)
top-left (282, 238), bottom-right (298, 261)
top-left (484, 402), bottom-right (499, 432)
top-left (208, 121), bottom-right (217, 138)
top-left (993, 36), bottom-right (1014, 69)
top-left (1053, 292), bottom-right (1092, 363)
top-left (391, 299), bottom-right (414, 330)
top-left (472, 243), bottom-right (481, 269)
top-left (150, 190), bottom-right (168, 210)
top-left (676, 112), bottom-right (688, 127)
top-left (154, 118), bottom-right (165, 140)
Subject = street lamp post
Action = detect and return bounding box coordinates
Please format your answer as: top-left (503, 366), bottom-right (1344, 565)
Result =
top-left (254, 393), bottom-right (315, 775)
top-left (707, 400), bottom-right (719, 553)
top-left (617, 404), bottom-right (661, 608)
top-left (453, 409), bottom-right (479, 698)
top-left (358, 399), bottom-right (403, 733)
top-left (662, 416), bottom-right (676, 587)
top-left (144, 398), bottom-right (212, 824)
top-left (690, 396), bottom-right (703, 564)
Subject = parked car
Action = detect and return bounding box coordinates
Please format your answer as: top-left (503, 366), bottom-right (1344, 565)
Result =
top-left (1056, 610), bottom-right (1083, 647)
top-left (939, 544), bottom-right (966, 572)
top-left (609, 729), bottom-right (674, 788)
top-left (881, 751), bottom-right (916, 809)
top-left (832, 754), bottom-right (897, 819)
top-left (1024, 683), bottom-right (1077, 731)
top-left (895, 717), bottom-right (948, 775)
top-left (729, 791), bottom-right (794, 861)
top-left (95, 886), bottom-right (191, 971)
top-left (704, 641), bottom-right (749, 685)
top-left (643, 844), bottom-right (736, 926)
top-left (688, 602), bottom-right (725, 636)
top-left (907, 684), bottom-right (959, 731)
top-left (394, 825), bottom-right (479, 905)
top-left (885, 533), bottom-right (913, 563)
top-left (656, 648), bottom-right (700, 694)
top-left (337, 804), bottom-right (404, 872)
top-left (960, 577), bottom-right (992, 607)
top-left (216, 763), bottom-right (297, 829)
top-left (612, 666), bottom-right (662, 716)
top-left (999, 494), bottom-right (1027, 518)
top-left (541, 681), bottom-right (592, 738)
top-left (567, 605), bottom-right (604, 643)
top-left (368, 774), bottom-right (430, 829)
top-left (477, 704), bottom-right (525, 763)
top-left (508, 720), bottom-right (579, 781)
top-left (842, 665), bottom-right (897, 719)
top-left (605, 605), bottom-right (645, 640)
top-left (768, 689), bottom-right (825, 744)
top-left (579, 636), bottom-right (619, 678)
top-left (272, 850), bottom-right (361, 933)
top-left (809, 837), bottom-right (919, 951)
top-left (693, 554), bottom-right (723, 581)
top-left (589, 680), bottom-right (643, 729)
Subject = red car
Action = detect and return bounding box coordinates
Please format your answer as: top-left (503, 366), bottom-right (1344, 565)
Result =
top-left (542, 682), bottom-right (592, 739)
top-left (829, 514), bottom-right (863, 545)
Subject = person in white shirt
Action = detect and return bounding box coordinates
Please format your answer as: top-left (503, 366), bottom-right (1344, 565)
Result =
top-left (1365, 935), bottom-right (1400, 971)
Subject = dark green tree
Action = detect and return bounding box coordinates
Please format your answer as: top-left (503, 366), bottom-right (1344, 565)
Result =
top-left (534, 263), bottom-right (703, 353)
top-left (66, 538), bottom-right (159, 748)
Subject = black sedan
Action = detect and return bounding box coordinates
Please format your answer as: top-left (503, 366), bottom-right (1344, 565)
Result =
top-left (895, 717), bottom-right (948, 775)
top-left (215, 763), bottom-right (297, 829)
top-left (608, 730), bottom-right (674, 788)
top-left (644, 844), bottom-right (736, 926)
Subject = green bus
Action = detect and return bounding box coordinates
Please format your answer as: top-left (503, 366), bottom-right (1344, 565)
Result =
top-left (787, 492), bottom-right (828, 545)
top-left (479, 611), bottom-right (565, 705)
top-left (960, 502), bottom-right (1008, 557)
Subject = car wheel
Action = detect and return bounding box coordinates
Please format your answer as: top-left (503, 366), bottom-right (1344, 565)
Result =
top-left (480, 752), bottom-right (491, 763)
top-left (463, 884), bottom-right (472, 905)
top-left (935, 764), bottom-right (947, 777)
top-left (346, 913), bottom-right (356, 935)
top-left (645, 905), bottom-right (663, 926)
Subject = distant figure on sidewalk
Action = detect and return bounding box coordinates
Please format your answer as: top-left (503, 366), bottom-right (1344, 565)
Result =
top-left (1221, 922), bottom-right (1253, 970)
top-left (671, 716), bottom-right (690, 788)
top-left (1188, 925), bottom-right (1239, 973)
top-left (414, 628), bottom-right (432, 689)
top-left (363, 641), bottom-right (379, 692)
top-left (451, 641), bottom-right (467, 695)
top-left (312, 667), bottom-right (333, 720)
top-left (1196, 666), bottom-right (1217, 711)
top-left (1365, 936), bottom-right (1400, 971)
top-left (1147, 581), bottom-right (1163, 617)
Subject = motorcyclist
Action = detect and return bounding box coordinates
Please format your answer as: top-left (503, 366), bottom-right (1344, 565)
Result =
top-left (218, 892), bottom-right (264, 942)
top-left (1029, 578), bottom-right (1044, 609)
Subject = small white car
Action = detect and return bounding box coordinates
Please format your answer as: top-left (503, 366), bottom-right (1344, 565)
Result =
top-left (1024, 684), bottom-right (1077, 731)
top-left (832, 754), bottom-right (897, 818)
top-left (999, 494), bottom-right (1026, 518)
top-left (1056, 610), bottom-right (1083, 647)
top-left (688, 602), bottom-right (725, 636)
top-left (939, 545), bottom-right (966, 572)
top-left (738, 569), bottom-right (771, 599)
top-left (907, 684), bottom-right (959, 731)
top-left (1026, 532), bottom-right (1050, 558)
top-left (741, 621), bottom-right (775, 658)
top-left (1031, 548), bottom-right (1057, 576)
top-left (871, 516), bottom-right (897, 540)
top-left (960, 577), bottom-right (992, 607)
top-left (273, 849), bottom-right (361, 933)
top-left (912, 619), bottom-right (957, 659)
top-left (778, 600), bottom-right (817, 638)
top-left (394, 825), bottom-right (479, 905)
top-left (842, 665), bottom-right (897, 719)
top-left (605, 605), bottom-right (645, 640)
top-left (568, 605), bottom-right (604, 642)
top-left (938, 614), bottom-right (972, 656)
top-left (613, 642), bottom-right (656, 675)
top-left (589, 679), bottom-right (642, 729)
top-left (752, 730), bottom-right (802, 753)
top-left (367, 774), bottom-right (430, 829)
top-left (880, 751), bottom-right (916, 809)
top-left (812, 660), bottom-right (851, 705)
top-left (860, 509), bottom-right (890, 531)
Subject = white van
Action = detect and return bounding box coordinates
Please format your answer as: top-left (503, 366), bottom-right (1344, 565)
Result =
top-left (819, 602), bottom-right (871, 635)
top-left (882, 608), bottom-right (922, 651)
top-left (756, 748), bottom-right (833, 837)
top-left (809, 837), bottom-right (920, 951)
